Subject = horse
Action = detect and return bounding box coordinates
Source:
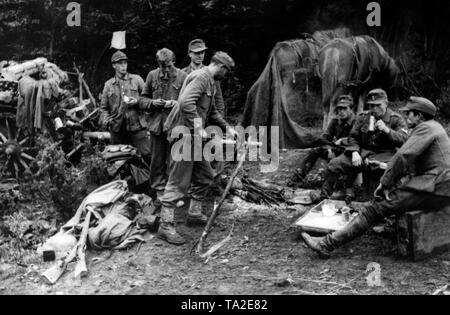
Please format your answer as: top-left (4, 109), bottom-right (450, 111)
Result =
top-left (319, 35), bottom-right (399, 129)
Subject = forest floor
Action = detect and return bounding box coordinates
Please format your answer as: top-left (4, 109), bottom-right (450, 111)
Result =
top-left (1, 149), bottom-right (449, 295)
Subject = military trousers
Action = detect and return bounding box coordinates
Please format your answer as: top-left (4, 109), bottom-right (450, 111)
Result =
top-left (323, 187), bottom-right (450, 250)
top-left (322, 150), bottom-right (394, 196)
top-left (159, 137), bottom-right (214, 224)
top-left (149, 131), bottom-right (172, 194)
top-left (111, 125), bottom-right (152, 165)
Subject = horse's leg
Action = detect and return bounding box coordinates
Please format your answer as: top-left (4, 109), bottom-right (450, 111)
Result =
top-left (357, 93), bottom-right (365, 113)
top-left (323, 111), bottom-right (328, 131)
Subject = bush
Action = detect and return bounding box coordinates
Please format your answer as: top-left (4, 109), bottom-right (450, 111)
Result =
top-left (20, 138), bottom-right (109, 221)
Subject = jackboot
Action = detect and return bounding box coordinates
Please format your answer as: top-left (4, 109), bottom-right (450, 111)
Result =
top-left (186, 199), bottom-right (208, 227)
top-left (301, 232), bottom-right (332, 259)
top-left (319, 170), bottom-right (339, 200)
top-left (156, 223), bottom-right (186, 245)
top-left (156, 205), bottom-right (185, 245)
top-left (302, 213), bottom-right (373, 258)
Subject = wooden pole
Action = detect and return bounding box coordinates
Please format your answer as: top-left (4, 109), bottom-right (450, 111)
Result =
top-left (195, 138), bottom-right (248, 255)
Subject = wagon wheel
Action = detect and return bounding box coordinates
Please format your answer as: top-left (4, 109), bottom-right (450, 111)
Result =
top-left (0, 114), bottom-right (39, 181)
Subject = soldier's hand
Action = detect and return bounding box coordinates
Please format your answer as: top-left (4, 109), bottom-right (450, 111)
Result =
top-left (334, 138), bottom-right (344, 146)
top-left (375, 120), bottom-right (390, 133)
top-left (164, 100), bottom-right (176, 109)
top-left (152, 99), bottom-right (166, 108)
top-left (327, 149), bottom-right (336, 160)
top-left (374, 183), bottom-right (383, 200)
top-left (198, 128), bottom-right (208, 139)
top-left (226, 126), bottom-right (240, 140)
top-left (374, 183), bottom-right (391, 201)
top-left (352, 151), bottom-right (362, 167)
top-left (124, 96), bottom-right (138, 107)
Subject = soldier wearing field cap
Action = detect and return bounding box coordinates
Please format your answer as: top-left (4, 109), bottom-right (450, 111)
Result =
top-left (318, 88), bottom-right (408, 201)
top-left (291, 95), bottom-right (356, 185)
top-left (156, 51), bottom-right (239, 245)
top-left (100, 51), bottom-right (151, 163)
top-left (182, 39), bottom-right (226, 116)
top-left (302, 96), bottom-right (450, 259)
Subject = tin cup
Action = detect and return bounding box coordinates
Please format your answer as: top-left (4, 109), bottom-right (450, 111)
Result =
top-left (54, 117), bottom-right (64, 130)
top-left (368, 116), bottom-right (375, 132)
top-left (341, 206), bottom-right (351, 222)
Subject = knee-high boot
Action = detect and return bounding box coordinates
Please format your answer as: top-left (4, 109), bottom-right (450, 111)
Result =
top-left (302, 212), bottom-right (374, 259)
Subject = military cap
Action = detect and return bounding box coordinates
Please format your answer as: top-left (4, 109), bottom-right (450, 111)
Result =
top-left (400, 96), bottom-right (437, 117)
top-left (188, 39), bottom-right (208, 53)
top-left (111, 51), bottom-right (128, 63)
top-left (366, 88), bottom-right (388, 105)
top-left (212, 51), bottom-right (235, 71)
top-left (336, 94), bottom-right (354, 108)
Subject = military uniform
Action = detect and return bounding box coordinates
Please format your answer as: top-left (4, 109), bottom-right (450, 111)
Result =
top-left (182, 64), bottom-right (225, 116)
top-left (303, 97), bottom-right (450, 258)
top-left (99, 52), bottom-right (151, 162)
top-left (321, 101), bottom-right (408, 198)
top-left (298, 96), bottom-right (355, 179)
top-left (139, 67), bottom-right (187, 195)
top-left (157, 52), bottom-right (235, 245)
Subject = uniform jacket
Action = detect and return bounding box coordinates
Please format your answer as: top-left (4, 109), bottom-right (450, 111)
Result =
top-left (100, 73), bottom-right (145, 133)
top-left (346, 108), bottom-right (408, 158)
top-left (322, 114), bottom-right (355, 143)
top-left (164, 67), bottom-right (228, 133)
top-left (182, 64), bottom-right (225, 116)
top-left (139, 67), bottom-right (187, 135)
top-left (381, 120), bottom-right (450, 197)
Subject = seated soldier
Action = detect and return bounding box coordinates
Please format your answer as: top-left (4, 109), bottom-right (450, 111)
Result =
top-left (291, 95), bottom-right (355, 190)
top-left (318, 89), bottom-right (408, 201)
top-left (302, 97), bottom-right (450, 259)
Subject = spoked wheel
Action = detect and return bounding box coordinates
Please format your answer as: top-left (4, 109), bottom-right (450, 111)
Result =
top-left (0, 114), bottom-right (38, 180)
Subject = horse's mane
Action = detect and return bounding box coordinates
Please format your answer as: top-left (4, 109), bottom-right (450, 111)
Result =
top-left (311, 27), bottom-right (352, 48)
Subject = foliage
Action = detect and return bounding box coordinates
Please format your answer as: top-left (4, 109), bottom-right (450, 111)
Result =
top-left (1, 0), bottom-right (449, 119)
top-left (18, 137), bottom-right (109, 221)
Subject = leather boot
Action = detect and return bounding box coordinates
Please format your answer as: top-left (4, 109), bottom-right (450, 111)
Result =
top-left (156, 206), bottom-right (185, 245)
top-left (320, 170), bottom-right (339, 199)
top-left (186, 199), bottom-right (207, 227)
top-left (323, 213), bottom-right (372, 248)
top-left (302, 213), bottom-right (373, 258)
top-left (301, 232), bottom-right (332, 259)
top-left (156, 223), bottom-right (186, 245)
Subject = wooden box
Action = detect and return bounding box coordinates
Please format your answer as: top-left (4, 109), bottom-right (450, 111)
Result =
top-left (397, 206), bottom-right (450, 261)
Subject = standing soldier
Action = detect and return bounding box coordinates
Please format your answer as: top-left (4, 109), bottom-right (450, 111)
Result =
top-left (182, 39), bottom-right (225, 116)
top-left (157, 52), bottom-right (239, 245)
top-left (318, 89), bottom-right (408, 201)
top-left (302, 97), bottom-right (450, 258)
top-left (139, 48), bottom-right (187, 203)
top-left (100, 51), bottom-right (151, 163)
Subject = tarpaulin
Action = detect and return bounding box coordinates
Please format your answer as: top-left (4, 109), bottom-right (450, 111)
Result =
top-left (241, 39), bottom-right (327, 149)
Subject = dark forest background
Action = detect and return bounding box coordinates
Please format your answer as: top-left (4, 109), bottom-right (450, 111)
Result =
top-left (1, 0), bottom-right (450, 117)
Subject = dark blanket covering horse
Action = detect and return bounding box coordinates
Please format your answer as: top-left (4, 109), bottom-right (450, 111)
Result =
top-left (241, 29), bottom-right (351, 149)
top-left (319, 35), bottom-right (399, 126)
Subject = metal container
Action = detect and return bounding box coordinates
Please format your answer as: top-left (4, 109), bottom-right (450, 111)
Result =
top-left (54, 117), bottom-right (64, 130)
top-left (368, 116), bottom-right (375, 132)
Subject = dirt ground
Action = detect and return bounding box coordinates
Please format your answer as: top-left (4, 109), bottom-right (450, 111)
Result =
top-left (1, 149), bottom-right (449, 295)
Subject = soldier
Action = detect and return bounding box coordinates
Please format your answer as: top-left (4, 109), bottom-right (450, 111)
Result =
top-left (302, 96), bottom-right (450, 258)
top-left (292, 95), bottom-right (356, 185)
top-left (100, 51), bottom-right (151, 163)
top-left (318, 89), bottom-right (408, 200)
top-left (139, 48), bottom-right (187, 203)
top-left (182, 39), bottom-right (225, 116)
top-left (157, 52), bottom-right (239, 245)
